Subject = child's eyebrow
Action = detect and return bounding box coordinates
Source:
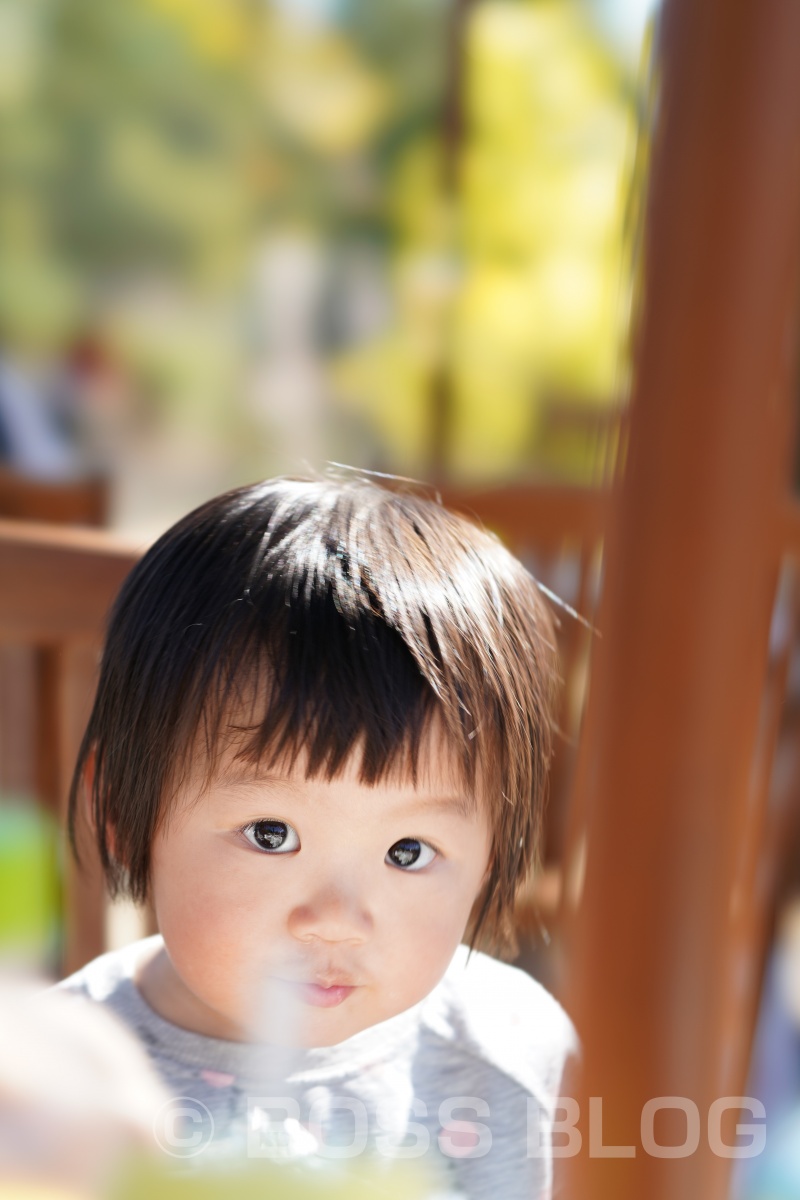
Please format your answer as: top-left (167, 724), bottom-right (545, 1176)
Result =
top-left (393, 793), bottom-right (475, 819)
top-left (213, 768), bottom-right (294, 793)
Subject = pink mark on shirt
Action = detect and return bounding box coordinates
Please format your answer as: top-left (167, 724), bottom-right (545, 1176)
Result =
top-left (438, 1121), bottom-right (483, 1158)
top-left (200, 1069), bottom-right (235, 1088)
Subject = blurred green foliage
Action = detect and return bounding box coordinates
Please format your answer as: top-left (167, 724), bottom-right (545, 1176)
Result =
top-left (0, 0), bottom-right (259, 345)
top-left (332, 1), bottom-right (647, 480)
top-left (0, 798), bottom-right (61, 965)
top-left (0, 0), bottom-right (650, 485)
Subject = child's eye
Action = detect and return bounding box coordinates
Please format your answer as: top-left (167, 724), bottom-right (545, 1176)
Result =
top-left (385, 838), bottom-right (437, 871)
top-left (241, 820), bottom-right (300, 854)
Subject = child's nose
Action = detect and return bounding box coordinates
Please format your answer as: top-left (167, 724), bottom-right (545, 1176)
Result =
top-left (287, 880), bottom-right (373, 945)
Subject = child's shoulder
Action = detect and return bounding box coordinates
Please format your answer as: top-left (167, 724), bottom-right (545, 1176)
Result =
top-left (53, 935), bottom-right (160, 1007)
top-left (420, 945), bottom-right (579, 1109)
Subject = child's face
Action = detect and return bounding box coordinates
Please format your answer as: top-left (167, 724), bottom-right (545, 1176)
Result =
top-left (146, 730), bottom-right (492, 1047)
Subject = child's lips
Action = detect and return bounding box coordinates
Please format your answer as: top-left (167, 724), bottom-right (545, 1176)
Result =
top-left (272, 973), bottom-right (360, 1008)
top-left (295, 982), bottom-right (357, 1008)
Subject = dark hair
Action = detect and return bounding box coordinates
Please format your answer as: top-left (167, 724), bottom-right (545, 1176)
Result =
top-left (69, 476), bottom-right (558, 949)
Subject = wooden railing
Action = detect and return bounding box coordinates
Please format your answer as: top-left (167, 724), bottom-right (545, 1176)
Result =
top-left (0, 519), bottom-right (141, 974)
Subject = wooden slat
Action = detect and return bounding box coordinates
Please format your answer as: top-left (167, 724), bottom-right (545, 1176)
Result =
top-left (0, 520), bottom-right (142, 641)
top-left (0, 643), bottom-right (36, 795)
top-left (439, 482), bottom-right (608, 554)
top-left (0, 467), bottom-right (109, 527)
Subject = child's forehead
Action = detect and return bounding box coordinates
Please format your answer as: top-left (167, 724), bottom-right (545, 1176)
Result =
top-left (183, 705), bottom-right (480, 812)
top-left (224, 728), bottom-right (466, 795)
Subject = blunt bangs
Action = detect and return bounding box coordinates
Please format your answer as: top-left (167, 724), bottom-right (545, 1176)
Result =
top-left (69, 476), bottom-right (557, 948)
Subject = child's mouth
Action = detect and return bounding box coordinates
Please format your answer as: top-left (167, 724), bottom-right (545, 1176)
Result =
top-left (295, 982), bottom-right (356, 1008)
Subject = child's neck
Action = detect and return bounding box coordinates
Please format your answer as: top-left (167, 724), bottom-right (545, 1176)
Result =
top-left (134, 940), bottom-right (252, 1043)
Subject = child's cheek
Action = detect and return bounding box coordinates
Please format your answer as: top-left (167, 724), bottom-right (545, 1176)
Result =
top-left (150, 835), bottom-right (263, 998)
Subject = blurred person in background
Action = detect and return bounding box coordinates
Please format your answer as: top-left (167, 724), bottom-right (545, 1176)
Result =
top-left (0, 340), bottom-right (81, 482)
top-left (54, 331), bottom-right (133, 480)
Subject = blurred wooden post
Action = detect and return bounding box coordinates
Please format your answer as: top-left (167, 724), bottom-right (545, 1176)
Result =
top-left (429, 0), bottom-right (475, 481)
top-left (561, 0), bottom-right (800, 1197)
top-left (0, 521), bottom-right (141, 974)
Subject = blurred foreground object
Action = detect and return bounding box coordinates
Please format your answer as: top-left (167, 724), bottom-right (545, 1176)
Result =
top-left (0, 979), bottom-right (451, 1197)
top-left (0, 983), bottom-right (167, 1197)
top-left (0, 800), bottom-right (59, 968)
top-left (109, 1158), bottom-right (446, 1200)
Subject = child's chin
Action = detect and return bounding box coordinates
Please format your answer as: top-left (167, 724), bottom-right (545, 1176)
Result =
top-left (285, 1015), bottom-right (368, 1049)
top-left (285, 1007), bottom-right (386, 1050)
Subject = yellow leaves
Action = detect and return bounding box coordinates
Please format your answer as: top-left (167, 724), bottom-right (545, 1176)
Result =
top-left (333, 0), bottom-right (637, 480)
top-left (143, 0), bottom-right (250, 64)
top-left (462, 152), bottom-right (623, 259)
top-left (260, 24), bottom-right (389, 157)
top-left (331, 332), bottom-right (432, 470)
top-left (456, 266), bottom-right (540, 365)
top-left (110, 121), bottom-right (250, 233)
top-left (330, 248), bottom-right (458, 470)
top-left (0, 248), bottom-right (78, 349)
top-left (0, 1), bottom-right (39, 107)
top-left (467, 2), bottom-right (608, 144)
top-left (386, 139), bottom-right (451, 250)
top-left (456, 0), bottom-right (633, 463)
top-left (472, 0), bottom-right (562, 61)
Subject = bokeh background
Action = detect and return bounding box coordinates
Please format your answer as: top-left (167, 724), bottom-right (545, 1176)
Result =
top-left (0, 0), bottom-right (654, 538)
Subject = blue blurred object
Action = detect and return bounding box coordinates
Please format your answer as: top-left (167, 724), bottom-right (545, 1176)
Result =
top-left (735, 910), bottom-right (800, 1200)
top-left (746, 1107), bottom-right (800, 1199)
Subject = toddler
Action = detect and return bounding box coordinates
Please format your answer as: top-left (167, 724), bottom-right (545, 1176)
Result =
top-left (57, 476), bottom-right (577, 1198)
